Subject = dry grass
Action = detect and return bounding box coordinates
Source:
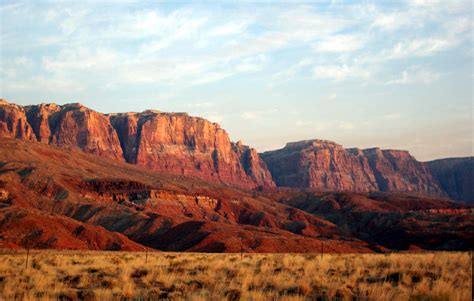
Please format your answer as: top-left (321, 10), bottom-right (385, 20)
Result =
top-left (0, 251), bottom-right (471, 301)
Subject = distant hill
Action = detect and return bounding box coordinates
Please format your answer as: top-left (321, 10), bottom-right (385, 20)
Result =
top-left (261, 139), bottom-right (445, 197)
top-left (0, 139), bottom-right (472, 252)
top-left (427, 157), bottom-right (474, 203)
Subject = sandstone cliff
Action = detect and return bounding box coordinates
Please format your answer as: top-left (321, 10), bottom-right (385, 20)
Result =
top-left (0, 100), bottom-right (36, 141)
top-left (0, 100), bottom-right (274, 189)
top-left (427, 157), bottom-right (474, 203)
top-left (24, 103), bottom-right (124, 161)
top-left (108, 111), bottom-right (275, 189)
top-left (261, 139), bottom-right (445, 196)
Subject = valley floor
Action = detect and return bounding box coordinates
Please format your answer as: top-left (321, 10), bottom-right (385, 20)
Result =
top-left (0, 251), bottom-right (471, 301)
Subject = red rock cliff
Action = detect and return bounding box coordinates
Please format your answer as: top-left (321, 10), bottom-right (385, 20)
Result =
top-left (0, 100), bottom-right (274, 189)
top-left (0, 100), bottom-right (36, 141)
top-left (261, 139), bottom-right (445, 196)
top-left (21, 102), bottom-right (124, 161)
top-left (427, 157), bottom-right (474, 203)
top-left (109, 111), bottom-right (275, 189)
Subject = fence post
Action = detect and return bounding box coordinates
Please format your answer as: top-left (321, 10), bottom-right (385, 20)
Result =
top-left (25, 247), bottom-right (30, 271)
top-left (240, 237), bottom-right (243, 262)
top-left (321, 241), bottom-right (324, 259)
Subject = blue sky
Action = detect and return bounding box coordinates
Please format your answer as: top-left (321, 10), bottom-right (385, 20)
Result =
top-left (0, 0), bottom-right (472, 160)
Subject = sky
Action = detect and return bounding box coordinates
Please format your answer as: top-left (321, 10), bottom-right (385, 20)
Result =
top-left (0, 0), bottom-right (472, 161)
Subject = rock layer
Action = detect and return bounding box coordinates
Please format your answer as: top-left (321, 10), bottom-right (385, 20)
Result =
top-left (0, 100), bottom-right (36, 141)
top-left (427, 157), bottom-right (474, 203)
top-left (261, 139), bottom-right (445, 196)
top-left (109, 111), bottom-right (275, 189)
top-left (22, 103), bottom-right (124, 161)
top-left (0, 100), bottom-right (274, 189)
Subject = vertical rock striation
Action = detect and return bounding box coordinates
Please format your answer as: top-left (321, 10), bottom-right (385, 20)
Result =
top-left (0, 100), bottom-right (36, 141)
top-left (22, 102), bottom-right (124, 161)
top-left (109, 111), bottom-right (275, 189)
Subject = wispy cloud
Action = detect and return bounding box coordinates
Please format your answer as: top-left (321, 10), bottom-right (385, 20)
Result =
top-left (313, 34), bottom-right (365, 53)
top-left (385, 67), bottom-right (440, 85)
top-left (337, 122), bottom-right (355, 130)
top-left (241, 109), bottom-right (278, 121)
top-left (385, 113), bottom-right (401, 120)
top-left (389, 38), bottom-right (455, 59)
top-left (203, 113), bottom-right (224, 124)
top-left (1, 1), bottom-right (469, 91)
top-left (313, 64), bottom-right (371, 81)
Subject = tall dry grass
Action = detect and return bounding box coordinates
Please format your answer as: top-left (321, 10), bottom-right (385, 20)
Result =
top-left (0, 251), bottom-right (471, 301)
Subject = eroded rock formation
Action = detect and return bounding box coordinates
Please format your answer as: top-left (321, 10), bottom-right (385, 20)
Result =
top-left (261, 139), bottom-right (445, 196)
top-left (0, 100), bottom-right (36, 141)
top-left (1, 100), bottom-right (274, 189)
top-left (108, 111), bottom-right (275, 189)
top-left (427, 157), bottom-right (474, 203)
top-left (23, 103), bottom-right (124, 161)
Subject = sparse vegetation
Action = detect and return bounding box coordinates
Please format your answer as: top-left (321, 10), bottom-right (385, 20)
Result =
top-left (0, 251), bottom-right (470, 301)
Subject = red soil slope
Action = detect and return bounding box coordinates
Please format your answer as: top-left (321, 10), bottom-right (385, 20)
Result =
top-left (0, 207), bottom-right (145, 250)
top-left (0, 139), bottom-right (471, 252)
top-left (0, 139), bottom-right (372, 253)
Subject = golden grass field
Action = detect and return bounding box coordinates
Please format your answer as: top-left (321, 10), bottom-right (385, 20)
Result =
top-left (0, 251), bottom-right (471, 301)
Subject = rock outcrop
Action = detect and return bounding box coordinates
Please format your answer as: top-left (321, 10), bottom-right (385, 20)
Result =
top-left (23, 103), bottom-right (124, 161)
top-left (0, 100), bottom-right (36, 141)
top-left (109, 111), bottom-right (275, 189)
top-left (5, 99), bottom-right (468, 196)
top-left (261, 139), bottom-right (445, 196)
top-left (427, 157), bottom-right (474, 203)
top-left (0, 100), bottom-right (274, 189)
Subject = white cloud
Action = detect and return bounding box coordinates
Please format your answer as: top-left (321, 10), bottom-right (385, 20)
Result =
top-left (236, 54), bottom-right (268, 73)
top-left (407, 0), bottom-right (469, 13)
top-left (208, 21), bottom-right (251, 37)
top-left (219, 6), bottom-right (348, 59)
top-left (203, 113), bottom-right (224, 124)
top-left (337, 122), bottom-right (355, 130)
top-left (390, 38), bottom-right (455, 58)
top-left (385, 68), bottom-right (440, 85)
top-left (14, 56), bottom-right (31, 66)
top-left (272, 58), bottom-right (313, 85)
top-left (6, 76), bottom-right (84, 93)
top-left (188, 102), bottom-right (213, 108)
top-left (314, 34), bottom-right (365, 53)
top-left (444, 16), bottom-right (471, 34)
top-left (313, 64), bottom-right (370, 81)
top-left (385, 113), bottom-right (401, 120)
top-left (43, 46), bottom-right (121, 72)
top-left (241, 111), bottom-right (261, 120)
top-left (372, 13), bottom-right (403, 30)
top-left (191, 72), bottom-right (232, 85)
top-left (328, 93), bottom-right (337, 101)
top-left (371, 10), bottom-right (421, 31)
top-left (1, 1), bottom-right (471, 102)
top-left (194, 39), bottom-right (210, 49)
top-left (295, 120), bottom-right (313, 127)
top-left (241, 109), bottom-right (277, 121)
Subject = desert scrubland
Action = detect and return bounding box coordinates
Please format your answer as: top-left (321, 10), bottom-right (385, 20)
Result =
top-left (0, 251), bottom-right (471, 301)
